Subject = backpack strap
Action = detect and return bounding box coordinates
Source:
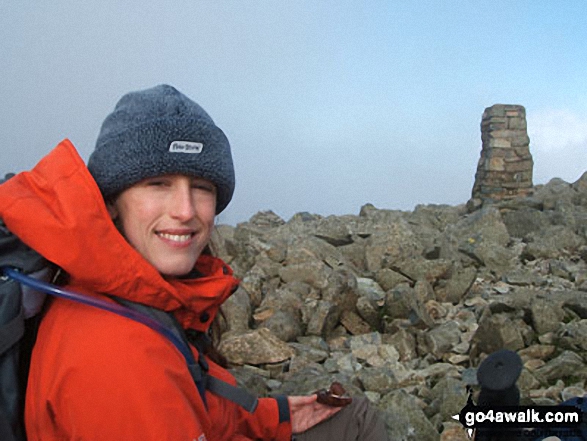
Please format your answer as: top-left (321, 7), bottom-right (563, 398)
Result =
top-left (115, 297), bottom-right (259, 413)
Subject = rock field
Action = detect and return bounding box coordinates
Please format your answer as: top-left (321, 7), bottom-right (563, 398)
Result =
top-left (212, 172), bottom-right (587, 440)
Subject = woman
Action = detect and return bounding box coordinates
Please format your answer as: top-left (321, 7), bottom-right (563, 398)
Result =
top-left (0, 85), bottom-right (387, 440)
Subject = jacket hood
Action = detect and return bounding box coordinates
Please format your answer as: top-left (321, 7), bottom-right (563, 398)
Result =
top-left (0, 139), bottom-right (238, 330)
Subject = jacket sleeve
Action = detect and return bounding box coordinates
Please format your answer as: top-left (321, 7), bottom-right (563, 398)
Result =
top-left (205, 359), bottom-right (293, 441)
top-left (25, 297), bottom-right (211, 441)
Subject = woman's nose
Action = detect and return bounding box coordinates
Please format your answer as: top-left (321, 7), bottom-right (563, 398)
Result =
top-left (169, 184), bottom-right (196, 221)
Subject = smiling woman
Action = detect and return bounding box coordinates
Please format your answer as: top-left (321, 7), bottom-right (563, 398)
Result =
top-left (0, 84), bottom-right (388, 441)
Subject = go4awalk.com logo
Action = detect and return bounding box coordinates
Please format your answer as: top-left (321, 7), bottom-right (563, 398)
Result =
top-left (452, 398), bottom-right (582, 438)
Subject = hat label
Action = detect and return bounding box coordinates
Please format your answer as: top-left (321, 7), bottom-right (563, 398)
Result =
top-left (169, 141), bottom-right (204, 154)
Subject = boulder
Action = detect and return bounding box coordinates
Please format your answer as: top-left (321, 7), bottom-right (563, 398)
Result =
top-left (218, 328), bottom-right (295, 365)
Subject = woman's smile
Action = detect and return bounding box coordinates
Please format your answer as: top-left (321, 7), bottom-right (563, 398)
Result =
top-left (156, 230), bottom-right (196, 246)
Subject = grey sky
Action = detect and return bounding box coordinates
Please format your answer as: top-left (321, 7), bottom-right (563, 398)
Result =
top-left (2, 1), bottom-right (586, 225)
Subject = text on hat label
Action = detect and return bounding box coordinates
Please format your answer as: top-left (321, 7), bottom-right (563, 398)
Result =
top-left (169, 141), bottom-right (204, 154)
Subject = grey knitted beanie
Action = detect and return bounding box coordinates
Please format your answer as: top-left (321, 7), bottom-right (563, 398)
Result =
top-left (88, 84), bottom-right (235, 214)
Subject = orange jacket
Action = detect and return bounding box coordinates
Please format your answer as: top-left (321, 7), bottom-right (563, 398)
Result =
top-left (0, 139), bottom-right (292, 441)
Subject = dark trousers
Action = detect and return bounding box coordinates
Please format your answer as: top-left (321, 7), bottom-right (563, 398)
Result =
top-left (292, 397), bottom-right (389, 441)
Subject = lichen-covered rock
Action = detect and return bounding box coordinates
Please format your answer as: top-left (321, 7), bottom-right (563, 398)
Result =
top-left (379, 390), bottom-right (440, 441)
top-left (533, 351), bottom-right (586, 383)
top-left (218, 328), bottom-right (295, 365)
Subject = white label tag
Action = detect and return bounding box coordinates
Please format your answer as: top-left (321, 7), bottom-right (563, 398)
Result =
top-left (169, 141), bottom-right (203, 154)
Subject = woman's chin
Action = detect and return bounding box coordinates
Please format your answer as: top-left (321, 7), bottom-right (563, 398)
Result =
top-left (154, 258), bottom-right (198, 277)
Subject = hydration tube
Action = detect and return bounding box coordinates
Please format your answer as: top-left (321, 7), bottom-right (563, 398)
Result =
top-left (1, 266), bottom-right (195, 364)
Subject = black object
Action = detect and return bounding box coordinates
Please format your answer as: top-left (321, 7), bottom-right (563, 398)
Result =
top-left (477, 349), bottom-right (523, 407)
top-left (475, 349), bottom-right (525, 441)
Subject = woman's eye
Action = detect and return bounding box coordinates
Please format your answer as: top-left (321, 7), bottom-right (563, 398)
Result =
top-left (146, 180), bottom-right (167, 187)
top-left (194, 184), bottom-right (215, 193)
top-left (191, 181), bottom-right (215, 193)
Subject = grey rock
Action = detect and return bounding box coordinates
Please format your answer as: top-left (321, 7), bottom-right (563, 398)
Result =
top-left (429, 377), bottom-right (468, 420)
top-left (349, 332), bottom-right (383, 348)
top-left (502, 269), bottom-right (547, 287)
top-left (356, 277), bottom-right (386, 302)
top-left (210, 225), bottom-right (236, 263)
top-left (572, 171), bottom-right (587, 207)
top-left (340, 310), bottom-right (373, 335)
top-left (312, 215), bottom-right (355, 246)
top-left (502, 208), bottom-right (550, 239)
top-left (256, 284), bottom-right (304, 318)
top-left (549, 290), bottom-right (587, 318)
top-left (296, 335), bottom-right (329, 351)
top-left (533, 350), bottom-right (586, 383)
top-left (385, 328), bottom-right (418, 362)
top-left (279, 259), bottom-right (332, 290)
top-left (305, 300), bottom-right (340, 337)
top-left (323, 352), bottom-right (362, 373)
top-left (240, 266), bottom-right (267, 308)
top-left (517, 369), bottom-right (542, 392)
top-left (472, 312), bottom-right (525, 354)
top-left (459, 237), bottom-right (516, 276)
top-left (524, 225), bottom-right (585, 260)
top-left (549, 259), bottom-right (574, 281)
top-left (384, 284), bottom-right (414, 320)
top-left (288, 342), bottom-right (329, 363)
top-left (450, 207), bottom-right (517, 275)
top-left (218, 328), bottom-right (295, 365)
top-left (375, 268), bottom-right (412, 291)
top-left (393, 258), bottom-right (452, 285)
top-left (451, 207), bottom-right (511, 248)
top-left (357, 366), bottom-right (398, 393)
top-left (435, 264), bottom-right (477, 304)
top-left (320, 269), bottom-right (359, 313)
top-left (248, 210), bottom-right (286, 229)
top-left (415, 279), bottom-right (435, 304)
top-left (555, 319), bottom-right (587, 351)
top-left (533, 178), bottom-right (576, 210)
top-left (379, 390), bottom-right (440, 441)
top-left (220, 286), bottom-right (252, 333)
top-left (365, 220), bottom-right (424, 272)
top-left (356, 296), bottom-right (382, 330)
top-left (258, 310), bottom-right (303, 342)
top-left (425, 321), bottom-right (462, 359)
top-left (530, 298), bottom-right (564, 335)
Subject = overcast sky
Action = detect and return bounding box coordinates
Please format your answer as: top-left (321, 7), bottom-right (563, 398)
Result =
top-left (1, 1), bottom-right (586, 225)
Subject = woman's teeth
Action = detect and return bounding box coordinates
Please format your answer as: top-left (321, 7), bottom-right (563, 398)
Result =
top-left (157, 232), bottom-right (192, 243)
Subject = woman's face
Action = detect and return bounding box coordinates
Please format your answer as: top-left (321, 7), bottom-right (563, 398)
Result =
top-left (108, 174), bottom-right (217, 276)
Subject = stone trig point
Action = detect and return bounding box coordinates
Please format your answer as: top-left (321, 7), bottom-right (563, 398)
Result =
top-left (469, 104), bottom-right (533, 209)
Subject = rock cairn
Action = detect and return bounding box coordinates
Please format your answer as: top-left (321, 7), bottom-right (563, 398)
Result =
top-left (470, 105), bottom-right (533, 209)
top-left (212, 171), bottom-right (587, 441)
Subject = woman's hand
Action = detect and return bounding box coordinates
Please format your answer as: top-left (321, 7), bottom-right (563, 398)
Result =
top-left (288, 394), bottom-right (343, 434)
